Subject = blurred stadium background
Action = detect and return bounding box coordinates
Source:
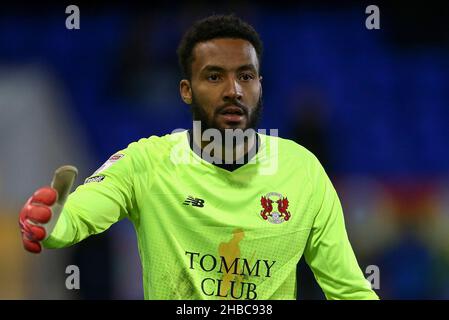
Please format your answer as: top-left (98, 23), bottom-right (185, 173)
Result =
top-left (0, 1), bottom-right (448, 299)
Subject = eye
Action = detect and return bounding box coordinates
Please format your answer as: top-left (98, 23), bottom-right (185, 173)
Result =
top-left (207, 73), bottom-right (221, 82)
top-left (239, 72), bottom-right (255, 81)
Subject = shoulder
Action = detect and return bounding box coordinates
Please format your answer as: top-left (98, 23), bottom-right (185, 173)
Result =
top-left (259, 134), bottom-right (326, 183)
top-left (122, 130), bottom-right (186, 155)
top-left (260, 134), bottom-right (320, 165)
top-left (119, 130), bottom-right (188, 167)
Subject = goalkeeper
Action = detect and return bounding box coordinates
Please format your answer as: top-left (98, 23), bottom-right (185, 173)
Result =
top-left (19, 14), bottom-right (378, 300)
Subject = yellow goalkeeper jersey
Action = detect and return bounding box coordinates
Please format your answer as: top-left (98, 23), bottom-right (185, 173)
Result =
top-left (43, 130), bottom-right (378, 300)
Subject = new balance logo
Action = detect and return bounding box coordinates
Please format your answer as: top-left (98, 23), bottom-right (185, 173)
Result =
top-left (183, 196), bottom-right (205, 207)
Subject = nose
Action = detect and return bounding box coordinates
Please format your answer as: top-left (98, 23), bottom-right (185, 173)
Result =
top-left (222, 76), bottom-right (243, 102)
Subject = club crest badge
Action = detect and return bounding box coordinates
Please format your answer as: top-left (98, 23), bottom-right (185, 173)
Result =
top-left (259, 192), bottom-right (291, 224)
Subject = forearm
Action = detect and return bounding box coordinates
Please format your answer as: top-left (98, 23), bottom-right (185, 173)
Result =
top-left (42, 183), bottom-right (128, 249)
top-left (42, 208), bottom-right (79, 248)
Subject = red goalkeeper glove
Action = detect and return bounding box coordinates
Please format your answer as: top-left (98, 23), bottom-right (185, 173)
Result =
top-left (19, 166), bottom-right (78, 253)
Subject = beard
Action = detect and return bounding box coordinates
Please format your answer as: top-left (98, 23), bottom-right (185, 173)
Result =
top-left (190, 92), bottom-right (263, 134)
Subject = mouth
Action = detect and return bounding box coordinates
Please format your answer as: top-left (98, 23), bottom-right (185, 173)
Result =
top-left (219, 105), bottom-right (245, 116)
top-left (218, 105), bottom-right (246, 124)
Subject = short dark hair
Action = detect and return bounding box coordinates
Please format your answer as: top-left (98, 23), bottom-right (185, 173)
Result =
top-left (177, 14), bottom-right (263, 79)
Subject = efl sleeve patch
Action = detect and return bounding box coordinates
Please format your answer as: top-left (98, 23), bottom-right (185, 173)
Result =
top-left (93, 153), bottom-right (125, 175)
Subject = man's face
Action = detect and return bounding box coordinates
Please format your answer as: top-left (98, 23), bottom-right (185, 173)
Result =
top-left (181, 38), bottom-right (262, 132)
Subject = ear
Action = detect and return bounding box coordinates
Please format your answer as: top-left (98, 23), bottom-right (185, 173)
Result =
top-left (180, 79), bottom-right (192, 105)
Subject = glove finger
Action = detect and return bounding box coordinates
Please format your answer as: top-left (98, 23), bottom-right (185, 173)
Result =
top-left (19, 216), bottom-right (46, 241)
top-left (26, 223), bottom-right (46, 241)
top-left (24, 204), bottom-right (52, 224)
top-left (22, 235), bottom-right (42, 253)
top-left (31, 187), bottom-right (58, 206)
top-left (51, 166), bottom-right (77, 204)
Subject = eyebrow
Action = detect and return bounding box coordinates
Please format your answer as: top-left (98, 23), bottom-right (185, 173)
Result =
top-left (200, 64), bottom-right (257, 74)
